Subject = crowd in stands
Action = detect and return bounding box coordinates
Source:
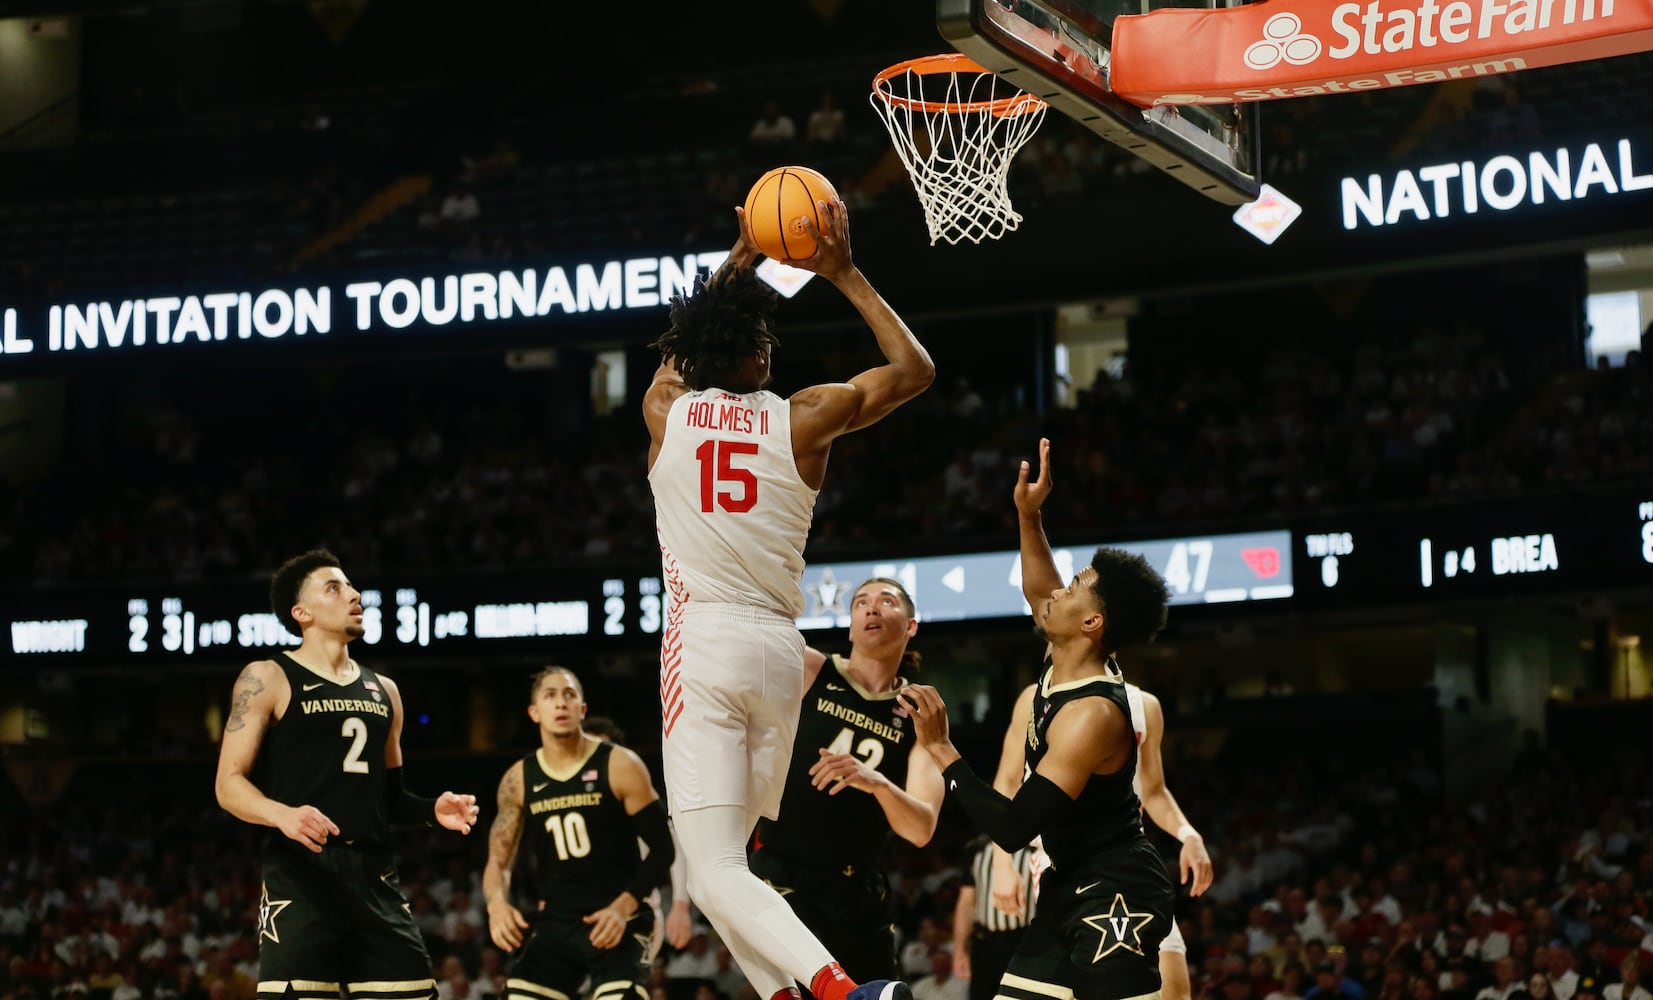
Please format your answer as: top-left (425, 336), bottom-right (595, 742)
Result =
top-left (2, 718), bottom-right (1648, 1000)
top-left (5, 305), bottom-right (1647, 586)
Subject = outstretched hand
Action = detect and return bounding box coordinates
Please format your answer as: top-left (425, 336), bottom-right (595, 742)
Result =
top-left (436, 791), bottom-right (480, 834)
top-left (792, 197), bottom-right (855, 283)
top-left (897, 685), bottom-right (951, 750)
top-left (1014, 437), bottom-right (1052, 516)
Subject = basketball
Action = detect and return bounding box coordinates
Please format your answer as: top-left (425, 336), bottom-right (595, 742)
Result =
top-left (743, 166), bottom-right (839, 262)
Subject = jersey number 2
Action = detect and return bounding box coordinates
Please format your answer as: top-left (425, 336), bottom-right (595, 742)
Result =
top-left (696, 439), bottom-right (758, 513)
top-left (341, 717), bottom-right (370, 773)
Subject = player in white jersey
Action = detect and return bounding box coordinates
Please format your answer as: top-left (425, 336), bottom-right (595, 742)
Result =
top-left (988, 440), bottom-right (1214, 1000)
top-left (643, 196), bottom-right (934, 1000)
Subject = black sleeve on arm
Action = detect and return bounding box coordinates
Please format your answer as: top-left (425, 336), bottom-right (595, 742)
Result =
top-left (385, 767), bottom-right (437, 828)
top-left (624, 800), bottom-right (675, 901)
top-left (942, 760), bottom-right (1074, 854)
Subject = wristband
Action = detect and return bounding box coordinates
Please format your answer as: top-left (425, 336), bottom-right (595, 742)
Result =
top-left (1175, 823), bottom-right (1198, 843)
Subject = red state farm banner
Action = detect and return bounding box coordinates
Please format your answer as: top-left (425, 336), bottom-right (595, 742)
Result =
top-left (1110, 0), bottom-right (1653, 106)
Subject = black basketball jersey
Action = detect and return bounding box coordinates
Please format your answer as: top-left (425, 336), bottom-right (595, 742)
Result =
top-left (259, 653), bottom-right (394, 853)
top-left (756, 655), bottom-right (913, 873)
top-left (520, 739), bottom-right (642, 918)
top-left (1025, 661), bottom-right (1145, 872)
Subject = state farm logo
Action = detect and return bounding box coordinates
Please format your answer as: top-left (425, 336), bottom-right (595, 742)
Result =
top-left (1242, 0), bottom-right (1618, 71)
top-left (1244, 13), bottom-right (1324, 69)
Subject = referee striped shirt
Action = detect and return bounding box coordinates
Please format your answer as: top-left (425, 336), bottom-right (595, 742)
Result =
top-left (965, 837), bottom-right (1039, 932)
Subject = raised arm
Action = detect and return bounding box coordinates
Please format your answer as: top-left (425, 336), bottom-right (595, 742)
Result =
top-left (483, 760), bottom-right (530, 951)
top-left (643, 355), bottom-right (689, 469)
top-left (789, 198), bottom-right (935, 462)
top-left (1014, 438), bottom-right (1064, 630)
top-left (1136, 689), bottom-right (1213, 896)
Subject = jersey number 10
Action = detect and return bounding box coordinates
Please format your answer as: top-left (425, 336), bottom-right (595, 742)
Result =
top-left (696, 439), bottom-right (758, 513)
top-left (545, 812), bottom-right (592, 860)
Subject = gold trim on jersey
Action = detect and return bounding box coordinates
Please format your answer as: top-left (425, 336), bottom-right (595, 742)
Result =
top-left (590, 979), bottom-right (648, 1000)
top-left (280, 651), bottom-right (363, 689)
top-left (829, 654), bottom-right (909, 701)
top-left (1038, 664), bottom-right (1125, 698)
top-left (535, 736), bottom-right (602, 783)
top-left (258, 980), bottom-right (340, 997)
top-left (343, 979), bottom-right (436, 995)
top-left (997, 972), bottom-right (1076, 999)
top-left (507, 979), bottom-right (573, 1000)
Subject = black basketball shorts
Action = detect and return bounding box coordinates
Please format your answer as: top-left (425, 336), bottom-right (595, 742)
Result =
top-left (256, 846), bottom-right (434, 1000)
top-left (996, 840), bottom-right (1174, 1000)
top-left (505, 907), bottom-right (656, 1000)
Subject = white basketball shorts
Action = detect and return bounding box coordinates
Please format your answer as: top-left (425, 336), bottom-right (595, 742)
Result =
top-left (660, 602), bottom-right (805, 822)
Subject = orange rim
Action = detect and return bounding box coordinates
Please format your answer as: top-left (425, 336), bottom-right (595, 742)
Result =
top-left (872, 53), bottom-right (1047, 116)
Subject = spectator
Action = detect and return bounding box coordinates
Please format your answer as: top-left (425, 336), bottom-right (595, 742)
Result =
top-left (1307, 960), bottom-right (1363, 1000)
top-left (1270, 964), bottom-right (1310, 1000)
top-left (1479, 960), bottom-right (1532, 1000)
top-left (748, 100), bottom-right (796, 146)
top-left (912, 950), bottom-right (968, 1000)
top-left (1550, 947), bottom-right (1581, 1000)
top-left (439, 183), bottom-right (482, 227)
top-left (806, 93), bottom-right (846, 144)
top-left (1602, 958), bottom-right (1647, 1000)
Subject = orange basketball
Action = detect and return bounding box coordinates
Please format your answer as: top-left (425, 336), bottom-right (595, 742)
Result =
top-left (743, 166), bottom-right (839, 262)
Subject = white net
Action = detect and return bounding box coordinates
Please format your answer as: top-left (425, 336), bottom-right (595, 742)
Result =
top-left (871, 57), bottom-right (1048, 246)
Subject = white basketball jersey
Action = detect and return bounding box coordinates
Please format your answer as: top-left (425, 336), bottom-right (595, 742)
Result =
top-left (1125, 682), bottom-right (1148, 797)
top-left (649, 389), bottom-right (818, 617)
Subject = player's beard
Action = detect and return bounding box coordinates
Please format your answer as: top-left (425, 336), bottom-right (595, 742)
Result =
top-left (344, 622), bottom-right (366, 639)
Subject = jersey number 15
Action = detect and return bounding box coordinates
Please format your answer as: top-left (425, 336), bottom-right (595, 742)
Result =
top-left (696, 439), bottom-right (758, 513)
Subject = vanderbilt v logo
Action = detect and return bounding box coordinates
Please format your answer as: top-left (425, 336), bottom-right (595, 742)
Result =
top-left (1080, 893), bottom-right (1155, 963)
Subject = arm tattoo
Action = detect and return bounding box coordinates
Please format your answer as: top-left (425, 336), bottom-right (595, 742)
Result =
top-left (489, 765), bottom-right (525, 869)
top-left (226, 664), bottom-right (265, 732)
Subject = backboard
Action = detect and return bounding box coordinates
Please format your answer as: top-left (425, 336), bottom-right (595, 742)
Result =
top-left (938, 0), bottom-right (1263, 205)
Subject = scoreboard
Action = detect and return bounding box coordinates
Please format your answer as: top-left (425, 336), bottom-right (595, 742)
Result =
top-left (5, 487), bottom-right (1651, 665)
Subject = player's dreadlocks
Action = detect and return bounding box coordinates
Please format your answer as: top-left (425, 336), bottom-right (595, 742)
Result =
top-left (650, 267), bottom-right (779, 392)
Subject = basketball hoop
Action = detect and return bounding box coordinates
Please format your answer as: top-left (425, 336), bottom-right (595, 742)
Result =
top-left (870, 54), bottom-right (1047, 246)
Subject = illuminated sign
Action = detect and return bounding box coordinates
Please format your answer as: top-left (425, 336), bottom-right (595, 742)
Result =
top-left (1295, 487), bottom-right (1653, 606)
top-left (8, 490), bottom-right (1651, 665)
top-left (1, 530), bottom-right (1294, 664)
top-left (0, 253), bottom-right (816, 360)
top-left (1340, 136), bottom-right (1653, 229)
top-left (798, 530), bottom-right (1294, 629)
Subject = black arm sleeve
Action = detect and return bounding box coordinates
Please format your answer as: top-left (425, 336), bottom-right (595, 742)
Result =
top-left (624, 800), bottom-right (675, 901)
top-left (385, 767), bottom-right (437, 828)
top-left (942, 760), bottom-right (1074, 854)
